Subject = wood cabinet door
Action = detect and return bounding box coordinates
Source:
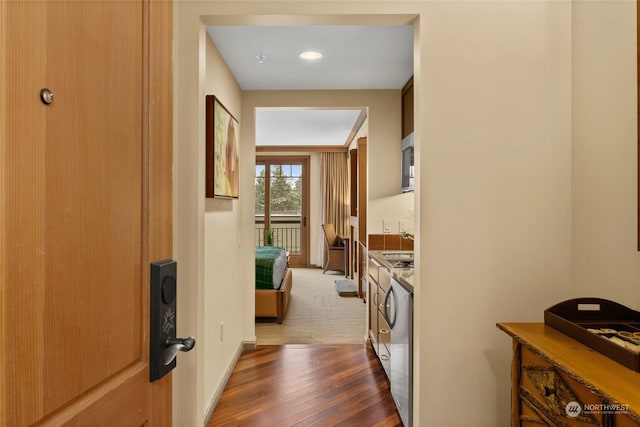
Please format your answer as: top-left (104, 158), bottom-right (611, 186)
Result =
top-left (0, 1), bottom-right (173, 425)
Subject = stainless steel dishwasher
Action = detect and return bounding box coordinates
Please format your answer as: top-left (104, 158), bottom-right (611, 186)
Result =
top-left (382, 277), bottom-right (413, 426)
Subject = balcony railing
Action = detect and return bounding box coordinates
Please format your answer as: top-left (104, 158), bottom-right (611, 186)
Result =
top-left (255, 214), bottom-right (301, 254)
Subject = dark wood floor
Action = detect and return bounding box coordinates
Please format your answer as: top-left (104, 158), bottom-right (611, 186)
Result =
top-left (207, 344), bottom-right (403, 427)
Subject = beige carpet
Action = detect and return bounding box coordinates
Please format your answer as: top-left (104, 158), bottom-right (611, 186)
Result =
top-left (255, 268), bottom-right (367, 345)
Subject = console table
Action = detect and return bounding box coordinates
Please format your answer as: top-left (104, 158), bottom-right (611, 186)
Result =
top-left (497, 323), bottom-right (640, 426)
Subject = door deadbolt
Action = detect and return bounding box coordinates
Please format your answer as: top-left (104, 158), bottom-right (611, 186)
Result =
top-left (40, 88), bottom-right (54, 105)
top-left (150, 259), bottom-right (196, 382)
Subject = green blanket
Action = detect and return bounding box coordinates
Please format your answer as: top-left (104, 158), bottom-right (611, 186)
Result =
top-left (255, 246), bottom-right (285, 289)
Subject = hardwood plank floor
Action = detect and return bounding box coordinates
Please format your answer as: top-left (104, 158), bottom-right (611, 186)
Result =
top-left (207, 344), bottom-right (403, 427)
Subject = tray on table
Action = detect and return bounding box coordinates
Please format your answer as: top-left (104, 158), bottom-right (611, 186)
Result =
top-left (544, 297), bottom-right (640, 372)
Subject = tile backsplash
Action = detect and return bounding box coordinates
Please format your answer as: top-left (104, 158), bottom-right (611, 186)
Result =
top-left (368, 234), bottom-right (414, 251)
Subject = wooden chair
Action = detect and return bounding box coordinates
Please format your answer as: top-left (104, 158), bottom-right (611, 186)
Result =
top-left (322, 223), bottom-right (346, 275)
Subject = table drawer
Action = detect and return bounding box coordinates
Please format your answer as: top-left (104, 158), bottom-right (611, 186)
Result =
top-left (519, 346), bottom-right (634, 426)
top-left (519, 397), bottom-right (551, 426)
top-left (617, 413), bottom-right (640, 427)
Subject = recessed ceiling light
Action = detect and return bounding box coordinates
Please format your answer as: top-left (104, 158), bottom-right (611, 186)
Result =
top-left (299, 51), bottom-right (323, 60)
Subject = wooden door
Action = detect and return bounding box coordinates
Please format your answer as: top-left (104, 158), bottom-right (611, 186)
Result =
top-left (0, 1), bottom-right (173, 425)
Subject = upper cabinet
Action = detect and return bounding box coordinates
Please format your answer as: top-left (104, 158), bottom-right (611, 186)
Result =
top-left (401, 76), bottom-right (415, 193)
top-left (401, 76), bottom-right (414, 139)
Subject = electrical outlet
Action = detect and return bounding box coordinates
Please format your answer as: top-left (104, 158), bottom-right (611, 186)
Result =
top-left (383, 220), bottom-right (391, 233)
top-left (399, 220), bottom-right (413, 233)
top-left (220, 322), bottom-right (224, 341)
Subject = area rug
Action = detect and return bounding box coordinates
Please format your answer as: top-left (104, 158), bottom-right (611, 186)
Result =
top-left (255, 268), bottom-right (366, 345)
top-left (335, 279), bottom-right (358, 297)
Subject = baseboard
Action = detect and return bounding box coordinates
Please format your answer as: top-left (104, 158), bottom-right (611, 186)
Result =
top-left (203, 340), bottom-right (250, 424)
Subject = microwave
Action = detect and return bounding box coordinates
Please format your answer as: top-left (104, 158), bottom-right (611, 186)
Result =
top-left (401, 133), bottom-right (414, 192)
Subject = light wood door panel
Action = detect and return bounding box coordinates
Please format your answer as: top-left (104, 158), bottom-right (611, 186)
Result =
top-left (1, 1), bottom-right (173, 425)
top-left (45, 1), bottom-right (143, 410)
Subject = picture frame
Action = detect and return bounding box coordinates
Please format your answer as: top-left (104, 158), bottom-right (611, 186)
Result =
top-left (206, 95), bottom-right (239, 198)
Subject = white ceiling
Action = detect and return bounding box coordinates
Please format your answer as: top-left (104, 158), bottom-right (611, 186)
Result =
top-left (206, 25), bottom-right (413, 90)
top-left (206, 25), bottom-right (413, 146)
top-left (256, 109), bottom-right (364, 146)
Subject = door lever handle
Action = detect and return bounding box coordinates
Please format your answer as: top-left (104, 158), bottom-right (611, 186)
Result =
top-left (161, 336), bottom-right (196, 366)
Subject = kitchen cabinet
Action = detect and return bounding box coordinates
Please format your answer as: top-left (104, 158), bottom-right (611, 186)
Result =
top-left (377, 310), bottom-right (392, 376)
top-left (401, 77), bottom-right (414, 139)
top-left (348, 137), bottom-right (367, 295)
top-left (368, 257), bottom-right (391, 352)
top-left (498, 323), bottom-right (640, 427)
top-left (368, 257), bottom-right (381, 352)
top-left (368, 252), bottom-right (414, 426)
top-left (367, 256), bottom-right (393, 391)
top-left (378, 266), bottom-right (393, 377)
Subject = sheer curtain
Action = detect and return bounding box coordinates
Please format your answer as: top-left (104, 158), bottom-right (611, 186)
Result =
top-left (319, 152), bottom-right (350, 266)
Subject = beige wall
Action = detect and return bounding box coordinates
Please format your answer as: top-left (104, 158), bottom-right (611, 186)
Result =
top-left (202, 36), bottom-right (246, 421)
top-left (173, 16), bottom-right (251, 424)
top-left (173, 7), bottom-right (205, 425)
top-left (572, 0), bottom-right (640, 308)
top-left (173, 1), bottom-right (633, 426)
top-left (416, 2), bottom-right (573, 425)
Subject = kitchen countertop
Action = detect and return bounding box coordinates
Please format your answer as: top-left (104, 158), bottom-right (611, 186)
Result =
top-left (368, 250), bottom-right (414, 293)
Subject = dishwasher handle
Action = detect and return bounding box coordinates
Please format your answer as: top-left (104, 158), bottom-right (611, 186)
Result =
top-left (383, 285), bottom-right (397, 328)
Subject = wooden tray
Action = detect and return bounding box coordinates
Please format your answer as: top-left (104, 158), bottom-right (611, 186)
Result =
top-left (544, 298), bottom-right (640, 372)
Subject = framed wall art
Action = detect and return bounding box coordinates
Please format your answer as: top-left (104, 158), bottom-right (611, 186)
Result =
top-left (206, 95), bottom-right (239, 198)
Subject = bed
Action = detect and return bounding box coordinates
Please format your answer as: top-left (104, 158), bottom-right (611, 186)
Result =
top-left (254, 246), bottom-right (293, 324)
